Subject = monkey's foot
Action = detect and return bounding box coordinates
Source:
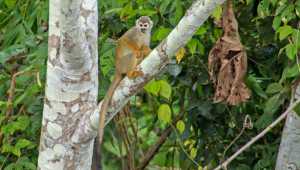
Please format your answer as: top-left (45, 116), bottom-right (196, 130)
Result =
top-left (127, 70), bottom-right (144, 79)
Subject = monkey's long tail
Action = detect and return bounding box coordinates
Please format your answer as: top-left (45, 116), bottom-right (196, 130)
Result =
top-left (98, 74), bottom-right (122, 145)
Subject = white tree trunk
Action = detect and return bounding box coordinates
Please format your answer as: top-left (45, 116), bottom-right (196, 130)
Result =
top-left (276, 85), bottom-right (300, 170)
top-left (37, 0), bottom-right (98, 169)
top-left (38, 0), bottom-right (225, 169)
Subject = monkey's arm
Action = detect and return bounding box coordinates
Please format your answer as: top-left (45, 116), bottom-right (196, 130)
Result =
top-left (140, 45), bottom-right (151, 57)
top-left (119, 37), bottom-right (143, 58)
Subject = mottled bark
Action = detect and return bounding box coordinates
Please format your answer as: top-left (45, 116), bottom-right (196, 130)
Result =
top-left (38, 0), bottom-right (98, 169)
top-left (38, 0), bottom-right (226, 169)
top-left (276, 85), bottom-right (300, 170)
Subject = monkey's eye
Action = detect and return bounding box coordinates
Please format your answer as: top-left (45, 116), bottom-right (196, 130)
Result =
top-left (139, 24), bottom-right (143, 27)
top-left (144, 24), bottom-right (148, 27)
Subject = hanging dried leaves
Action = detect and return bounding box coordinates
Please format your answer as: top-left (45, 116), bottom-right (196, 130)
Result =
top-left (208, 0), bottom-right (250, 105)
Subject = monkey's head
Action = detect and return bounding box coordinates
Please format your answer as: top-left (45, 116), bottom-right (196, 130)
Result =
top-left (136, 16), bottom-right (153, 33)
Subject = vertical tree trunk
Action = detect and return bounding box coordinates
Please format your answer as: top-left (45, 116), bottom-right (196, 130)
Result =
top-left (37, 0), bottom-right (98, 169)
top-left (276, 85), bottom-right (300, 170)
top-left (37, 0), bottom-right (226, 169)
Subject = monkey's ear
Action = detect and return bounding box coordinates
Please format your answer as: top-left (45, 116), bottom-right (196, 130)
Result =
top-left (136, 18), bottom-right (140, 26)
top-left (149, 19), bottom-right (153, 29)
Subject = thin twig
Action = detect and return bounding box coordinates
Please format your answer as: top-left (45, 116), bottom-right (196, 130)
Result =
top-left (114, 104), bottom-right (135, 170)
top-left (0, 154), bottom-right (10, 170)
top-left (170, 123), bottom-right (200, 167)
top-left (5, 70), bottom-right (33, 117)
top-left (136, 114), bottom-right (184, 170)
top-left (222, 115), bottom-right (252, 161)
top-left (213, 99), bottom-right (300, 170)
top-left (6, 71), bottom-right (25, 117)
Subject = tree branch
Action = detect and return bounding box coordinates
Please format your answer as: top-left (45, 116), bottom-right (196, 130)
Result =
top-left (87, 0), bottom-right (226, 136)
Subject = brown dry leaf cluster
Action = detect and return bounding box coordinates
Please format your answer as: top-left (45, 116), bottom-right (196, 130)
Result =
top-left (208, 1), bottom-right (250, 105)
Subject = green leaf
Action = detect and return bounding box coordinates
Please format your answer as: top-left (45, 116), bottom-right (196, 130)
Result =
top-left (152, 27), bottom-right (172, 41)
top-left (16, 116), bottom-right (30, 130)
top-left (159, 80), bottom-right (172, 100)
top-left (4, 0), bottom-right (17, 8)
top-left (280, 4), bottom-right (296, 23)
top-left (195, 26), bottom-right (208, 36)
top-left (236, 164), bottom-right (252, 170)
top-left (293, 102), bottom-right (300, 116)
top-left (18, 161), bottom-right (36, 170)
top-left (264, 94), bottom-right (281, 114)
top-left (198, 42), bottom-right (205, 55)
top-left (211, 5), bottom-right (222, 21)
top-left (296, 1), bottom-right (300, 17)
top-left (292, 30), bottom-right (300, 48)
top-left (257, 0), bottom-right (270, 18)
top-left (255, 113), bottom-right (273, 130)
top-left (100, 40), bottom-right (115, 76)
top-left (14, 84), bottom-right (41, 106)
top-left (176, 120), bottom-right (185, 134)
top-left (144, 80), bottom-right (161, 96)
top-left (103, 141), bottom-right (126, 157)
top-left (275, 3), bottom-right (288, 16)
top-left (187, 39), bottom-right (205, 55)
top-left (1, 116), bottom-right (30, 135)
top-left (1, 143), bottom-right (14, 154)
top-left (285, 43), bottom-right (297, 60)
top-left (15, 139), bottom-right (33, 149)
top-left (151, 152), bottom-right (167, 166)
top-left (0, 45), bottom-right (26, 64)
top-left (13, 147), bottom-right (21, 157)
top-left (137, 9), bottom-right (157, 16)
top-left (190, 148), bottom-right (197, 159)
top-left (159, 0), bottom-right (172, 15)
top-left (272, 16), bottom-right (281, 30)
top-left (157, 104), bottom-right (171, 123)
top-left (282, 64), bottom-right (300, 79)
top-left (120, 4), bottom-right (137, 20)
top-left (187, 39), bottom-right (198, 55)
top-left (4, 163), bottom-right (15, 170)
top-left (170, 0), bottom-right (183, 25)
top-left (277, 25), bottom-right (294, 41)
top-left (246, 76), bottom-right (267, 99)
top-left (270, 0), bottom-right (278, 6)
top-left (265, 83), bottom-right (283, 94)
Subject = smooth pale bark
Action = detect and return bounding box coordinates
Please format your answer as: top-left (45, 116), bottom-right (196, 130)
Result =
top-left (276, 85), bottom-right (300, 170)
top-left (38, 0), bottom-right (98, 169)
top-left (86, 0), bottom-right (226, 136)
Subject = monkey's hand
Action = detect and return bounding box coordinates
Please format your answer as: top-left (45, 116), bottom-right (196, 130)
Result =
top-left (140, 45), bottom-right (151, 58)
top-left (127, 70), bottom-right (144, 79)
top-left (134, 50), bottom-right (143, 59)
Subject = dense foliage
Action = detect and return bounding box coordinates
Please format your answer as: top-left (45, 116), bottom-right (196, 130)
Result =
top-left (0, 0), bottom-right (299, 169)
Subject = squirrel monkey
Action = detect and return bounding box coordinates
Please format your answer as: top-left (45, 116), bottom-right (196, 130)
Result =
top-left (98, 16), bottom-right (153, 145)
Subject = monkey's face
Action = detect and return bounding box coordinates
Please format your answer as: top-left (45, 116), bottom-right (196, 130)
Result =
top-left (136, 16), bottom-right (153, 33)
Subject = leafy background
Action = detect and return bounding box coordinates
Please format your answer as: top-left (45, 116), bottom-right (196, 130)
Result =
top-left (0, 0), bottom-right (299, 169)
